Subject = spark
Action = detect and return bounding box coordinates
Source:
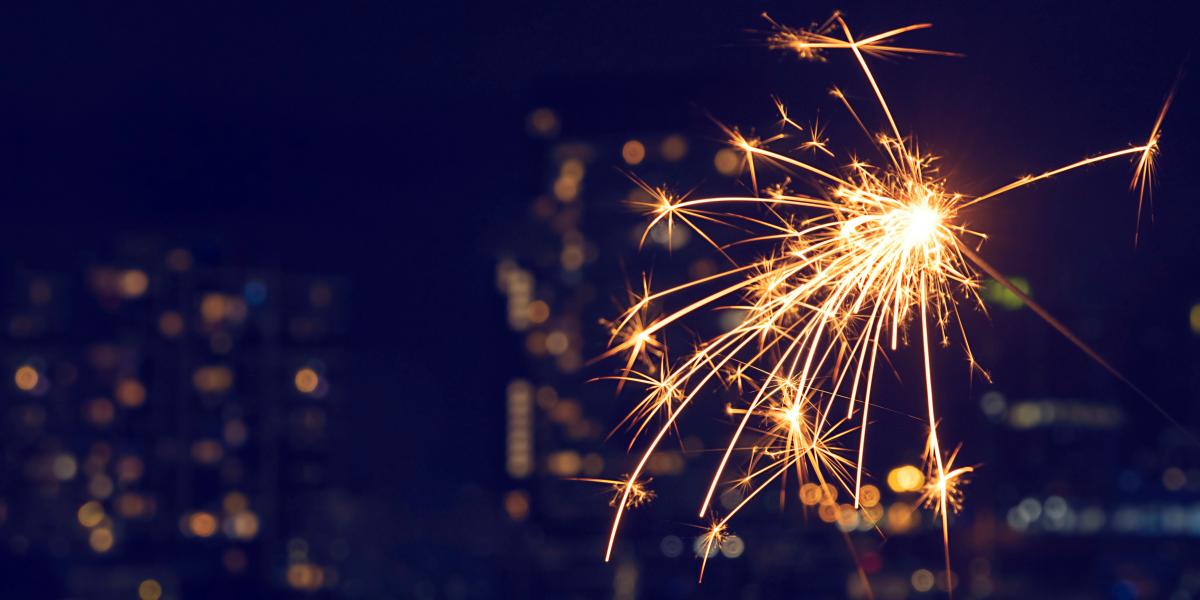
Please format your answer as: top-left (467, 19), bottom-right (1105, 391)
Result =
top-left (599, 273), bottom-right (663, 394)
top-left (572, 477), bottom-right (657, 509)
top-left (1130, 76), bottom-right (1179, 240)
top-left (594, 351), bottom-right (681, 447)
top-left (801, 118), bottom-right (835, 158)
top-left (773, 97), bottom-right (835, 158)
top-left (696, 520), bottom-right (730, 582)
top-left (918, 435), bottom-right (974, 581)
top-left (595, 11), bottom-right (1175, 588)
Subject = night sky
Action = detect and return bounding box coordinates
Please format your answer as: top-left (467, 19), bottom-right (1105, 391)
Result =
top-left (0, 1), bottom-right (1197, 594)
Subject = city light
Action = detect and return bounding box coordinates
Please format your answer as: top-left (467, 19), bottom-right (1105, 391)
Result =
top-left (137, 580), bottom-right (163, 600)
top-left (14, 364), bottom-right (39, 391)
top-left (294, 367), bottom-right (320, 393)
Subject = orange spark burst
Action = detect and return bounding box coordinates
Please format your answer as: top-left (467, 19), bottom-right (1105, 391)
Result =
top-left (592, 11), bottom-right (1176, 589)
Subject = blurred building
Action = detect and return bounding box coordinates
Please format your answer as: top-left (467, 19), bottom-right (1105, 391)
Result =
top-left (0, 241), bottom-right (350, 598)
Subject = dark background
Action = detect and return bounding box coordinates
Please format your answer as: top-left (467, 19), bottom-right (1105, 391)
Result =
top-left (0, 1), bottom-right (1197, 598)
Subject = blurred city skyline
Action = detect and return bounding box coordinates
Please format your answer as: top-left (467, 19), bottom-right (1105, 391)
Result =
top-left (0, 1), bottom-right (1196, 598)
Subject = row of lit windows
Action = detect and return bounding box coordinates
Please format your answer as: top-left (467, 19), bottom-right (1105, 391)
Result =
top-left (13, 362), bottom-right (329, 397)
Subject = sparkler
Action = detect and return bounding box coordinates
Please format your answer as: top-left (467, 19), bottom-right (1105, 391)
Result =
top-left (594, 10), bottom-right (1174, 588)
